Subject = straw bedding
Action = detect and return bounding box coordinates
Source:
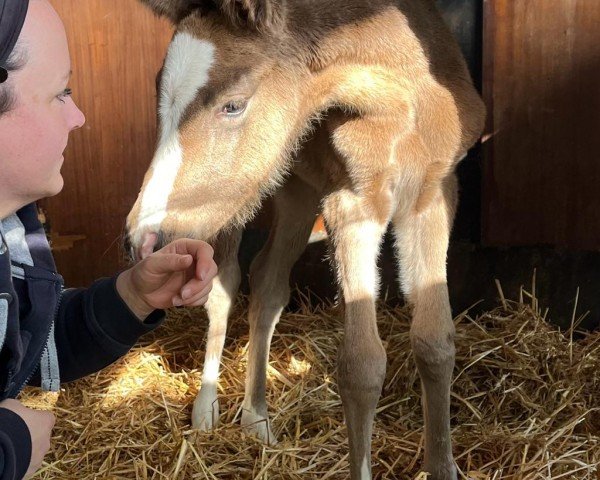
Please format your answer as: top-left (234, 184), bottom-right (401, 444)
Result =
top-left (22, 285), bottom-right (599, 479)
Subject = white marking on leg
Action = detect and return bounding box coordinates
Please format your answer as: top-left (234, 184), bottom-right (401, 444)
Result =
top-left (193, 355), bottom-right (220, 430)
top-left (136, 33), bottom-right (216, 238)
top-left (338, 220), bottom-right (385, 303)
top-left (360, 456), bottom-right (371, 479)
top-left (202, 357), bottom-right (220, 385)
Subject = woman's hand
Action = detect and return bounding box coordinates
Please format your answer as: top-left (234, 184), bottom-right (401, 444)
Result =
top-left (0, 399), bottom-right (55, 479)
top-left (116, 238), bottom-right (218, 320)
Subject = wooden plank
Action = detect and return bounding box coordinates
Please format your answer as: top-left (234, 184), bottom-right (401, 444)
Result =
top-left (41, 1), bottom-right (173, 286)
top-left (482, 0), bottom-right (600, 250)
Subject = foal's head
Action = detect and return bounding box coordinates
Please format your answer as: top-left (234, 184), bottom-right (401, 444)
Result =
top-left (126, 0), bottom-right (316, 256)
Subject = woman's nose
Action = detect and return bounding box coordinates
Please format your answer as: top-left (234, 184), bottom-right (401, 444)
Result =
top-left (69, 99), bottom-right (86, 131)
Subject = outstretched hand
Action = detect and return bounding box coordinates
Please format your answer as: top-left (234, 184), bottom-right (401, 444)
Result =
top-left (0, 399), bottom-right (55, 479)
top-left (116, 238), bottom-right (218, 319)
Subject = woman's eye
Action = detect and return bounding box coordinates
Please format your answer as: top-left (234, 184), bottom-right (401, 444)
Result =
top-left (221, 100), bottom-right (247, 116)
top-left (57, 88), bottom-right (73, 103)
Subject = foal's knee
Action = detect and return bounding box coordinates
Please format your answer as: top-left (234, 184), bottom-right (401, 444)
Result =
top-left (338, 336), bottom-right (387, 397)
top-left (410, 325), bottom-right (455, 382)
top-left (409, 284), bottom-right (455, 381)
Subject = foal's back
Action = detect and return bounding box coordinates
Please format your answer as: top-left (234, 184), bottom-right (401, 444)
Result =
top-left (286, 0), bottom-right (484, 211)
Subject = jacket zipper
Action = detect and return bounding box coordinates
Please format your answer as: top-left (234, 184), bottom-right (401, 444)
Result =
top-left (16, 276), bottom-right (63, 393)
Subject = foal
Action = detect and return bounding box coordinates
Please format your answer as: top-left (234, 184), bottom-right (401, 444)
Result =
top-left (126, 1), bottom-right (485, 478)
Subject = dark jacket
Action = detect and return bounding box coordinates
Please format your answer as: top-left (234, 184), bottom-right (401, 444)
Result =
top-left (0, 204), bottom-right (164, 479)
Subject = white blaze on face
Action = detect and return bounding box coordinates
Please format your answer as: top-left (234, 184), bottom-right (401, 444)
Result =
top-left (136, 32), bottom-right (216, 240)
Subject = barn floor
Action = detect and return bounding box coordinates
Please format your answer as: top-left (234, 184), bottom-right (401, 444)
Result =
top-left (22, 286), bottom-right (599, 479)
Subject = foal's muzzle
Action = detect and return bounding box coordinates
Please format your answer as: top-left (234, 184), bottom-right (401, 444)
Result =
top-left (123, 230), bottom-right (166, 262)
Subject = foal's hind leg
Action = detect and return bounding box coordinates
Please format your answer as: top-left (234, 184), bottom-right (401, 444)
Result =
top-left (241, 175), bottom-right (320, 444)
top-left (192, 228), bottom-right (242, 430)
top-left (322, 189), bottom-right (390, 480)
top-left (393, 176), bottom-right (458, 480)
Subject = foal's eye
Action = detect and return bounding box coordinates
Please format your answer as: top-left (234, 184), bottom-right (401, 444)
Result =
top-left (57, 88), bottom-right (73, 103)
top-left (221, 100), bottom-right (247, 117)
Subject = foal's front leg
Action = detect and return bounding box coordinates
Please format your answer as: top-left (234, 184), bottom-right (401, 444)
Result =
top-left (192, 229), bottom-right (242, 430)
top-left (241, 176), bottom-right (320, 444)
top-left (322, 190), bottom-right (390, 480)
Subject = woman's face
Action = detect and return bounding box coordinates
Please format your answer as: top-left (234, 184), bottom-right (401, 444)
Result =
top-left (0, 0), bottom-right (85, 217)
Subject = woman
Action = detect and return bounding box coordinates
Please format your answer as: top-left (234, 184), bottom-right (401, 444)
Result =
top-left (0, 1), bottom-right (218, 478)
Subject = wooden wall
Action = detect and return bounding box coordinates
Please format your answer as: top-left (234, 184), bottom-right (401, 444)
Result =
top-left (42, 1), bottom-right (173, 286)
top-left (482, 0), bottom-right (600, 250)
top-left (43, 0), bottom-right (600, 289)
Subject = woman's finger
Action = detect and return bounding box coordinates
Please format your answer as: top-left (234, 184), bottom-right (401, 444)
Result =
top-left (180, 282), bottom-right (213, 306)
top-left (186, 293), bottom-right (211, 307)
top-left (145, 253), bottom-right (193, 276)
top-left (180, 262), bottom-right (217, 297)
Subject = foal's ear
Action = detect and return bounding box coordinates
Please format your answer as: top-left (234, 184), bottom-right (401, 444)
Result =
top-left (138, 0), bottom-right (205, 23)
top-left (216, 0), bottom-right (286, 33)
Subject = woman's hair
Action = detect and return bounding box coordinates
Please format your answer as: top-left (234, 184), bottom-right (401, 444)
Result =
top-left (0, 42), bottom-right (27, 117)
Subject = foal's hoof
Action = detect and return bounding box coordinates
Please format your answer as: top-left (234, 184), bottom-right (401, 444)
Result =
top-left (241, 410), bottom-right (279, 445)
top-left (191, 392), bottom-right (220, 431)
top-left (424, 461), bottom-right (458, 480)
